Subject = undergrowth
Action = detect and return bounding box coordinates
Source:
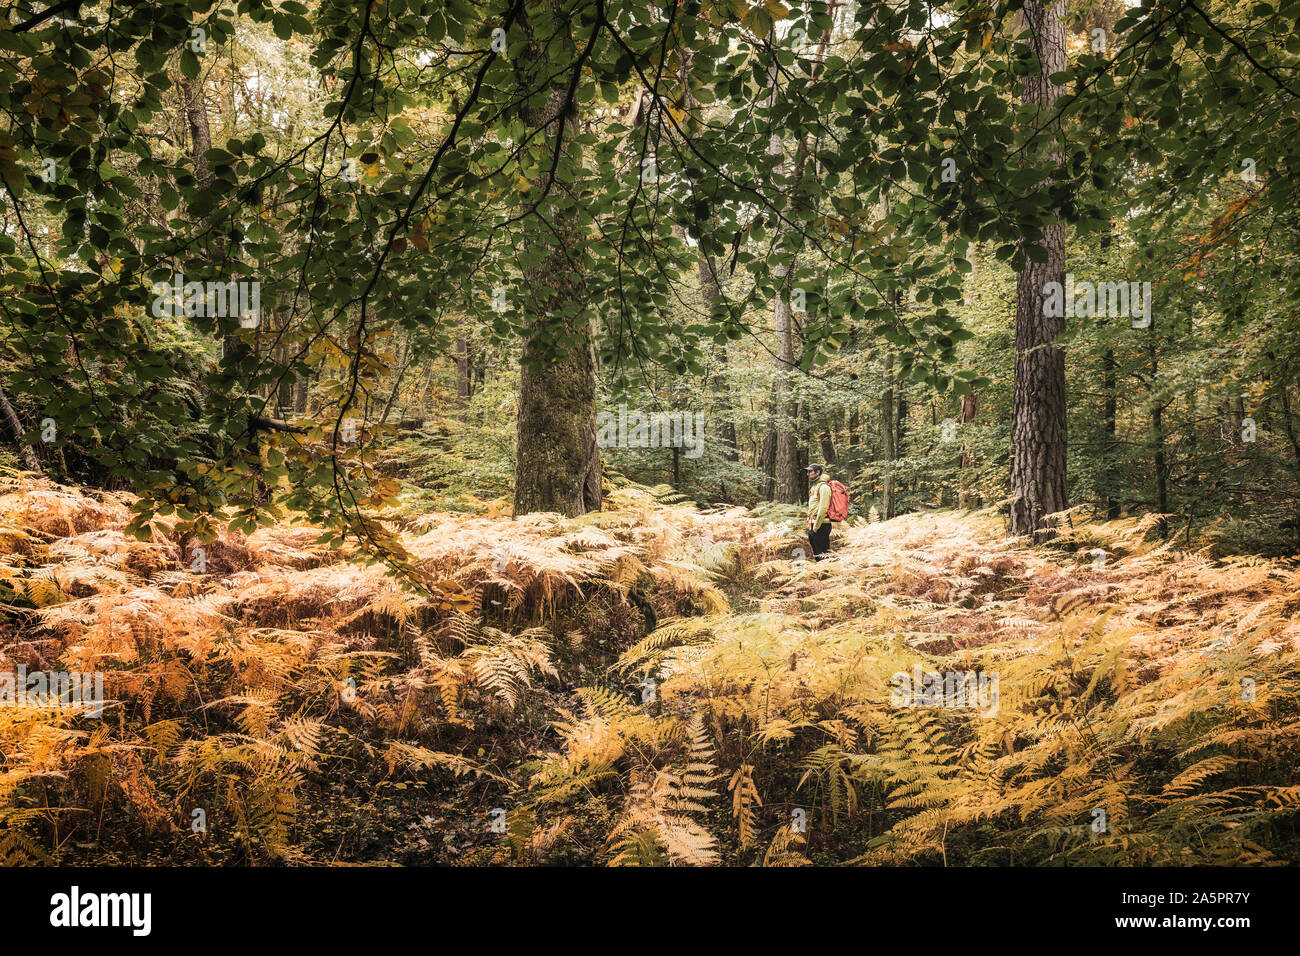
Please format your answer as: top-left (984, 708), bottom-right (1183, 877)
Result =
top-left (1, 472), bottom-right (1297, 865)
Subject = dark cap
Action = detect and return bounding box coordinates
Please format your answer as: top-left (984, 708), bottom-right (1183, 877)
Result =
top-left (806, 463), bottom-right (824, 473)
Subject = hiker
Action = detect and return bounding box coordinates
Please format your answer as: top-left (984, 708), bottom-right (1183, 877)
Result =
top-left (806, 463), bottom-right (833, 560)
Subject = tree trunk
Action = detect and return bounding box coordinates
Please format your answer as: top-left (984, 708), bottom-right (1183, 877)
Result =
top-left (760, 422), bottom-right (777, 500)
top-left (958, 246), bottom-right (979, 509)
top-left (895, 378), bottom-right (907, 462)
top-left (180, 76), bottom-right (212, 192)
top-left (1101, 348), bottom-right (1119, 518)
top-left (274, 313), bottom-right (294, 414)
top-left (698, 253), bottom-right (739, 461)
top-left (957, 390), bottom-right (979, 508)
top-left (797, 431), bottom-right (809, 501)
top-left (1148, 327), bottom-right (1169, 537)
top-left (512, 2), bottom-right (600, 517)
top-left (819, 429), bottom-right (836, 466)
top-left (0, 384), bottom-right (41, 472)
top-left (848, 372), bottom-right (860, 453)
top-left (455, 317), bottom-right (472, 409)
top-left (1152, 405), bottom-right (1169, 536)
top-left (677, 46), bottom-right (739, 468)
top-left (772, 284), bottom-right (801, 502)
top-left (1277, 386), bottom-right (1300, 545)
top-left (881, 352), bottom-right (896, 518)
top-left (766, 62), bottom-right (806, 505)
top-left (1008, 0), bottom-right (1069, 539)
top-left (180, 74), bottom-right (238, 365)
top-left (379, 337), bottom-right (413, 425)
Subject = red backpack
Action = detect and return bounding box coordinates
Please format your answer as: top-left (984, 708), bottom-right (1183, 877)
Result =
top-left (827, 479), bottom-right (850, 522)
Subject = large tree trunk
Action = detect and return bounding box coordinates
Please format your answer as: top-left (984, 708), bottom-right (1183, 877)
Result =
top-left (512, 2), bottom-right (600, 517)
top-left (765, 12), bottom-right (838, 502)
top-left (1008, 0), bottom-right (1069, 539)
top-left (765, 62), bottom-right (806, 505)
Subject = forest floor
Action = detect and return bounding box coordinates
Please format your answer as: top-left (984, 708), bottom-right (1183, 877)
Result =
top-left (2, 473), bottom-right (1298, 865)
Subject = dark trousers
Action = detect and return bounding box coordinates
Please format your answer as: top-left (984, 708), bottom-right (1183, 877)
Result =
top-left (809, 522), bottom-right (831, 559)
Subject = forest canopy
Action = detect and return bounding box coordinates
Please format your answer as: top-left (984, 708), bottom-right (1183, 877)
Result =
top-left (3, 0), bottom-right (1297, 547)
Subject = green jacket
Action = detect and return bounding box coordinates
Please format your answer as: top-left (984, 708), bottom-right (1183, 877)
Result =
top-left (808, 474), bottom-right (832, 530)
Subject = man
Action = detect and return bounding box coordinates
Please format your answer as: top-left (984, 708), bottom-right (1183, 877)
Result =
top-left (806, 463), bottom-right (832, 560)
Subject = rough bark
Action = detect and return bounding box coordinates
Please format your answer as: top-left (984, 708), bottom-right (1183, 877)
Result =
top-left (766, 11), bottom-right (838, 502)
top-left (765, 61), bottom-right (807, 505)
top-left (512, 2), bottom-right (600, 517)
top-left (180, 76), bottom-right (212, 193)
top-left (0, 384), bottom-right (41, 472)
top-left (1008, 0), bottom-right (1069, 539)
